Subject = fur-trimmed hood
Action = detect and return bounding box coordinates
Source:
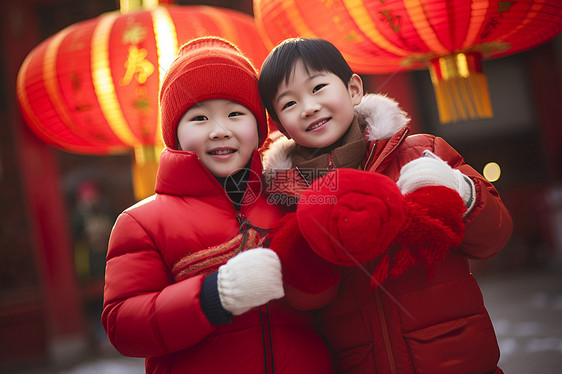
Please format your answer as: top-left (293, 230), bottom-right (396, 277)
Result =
top-left (262, 93), bottom-right (410, 177)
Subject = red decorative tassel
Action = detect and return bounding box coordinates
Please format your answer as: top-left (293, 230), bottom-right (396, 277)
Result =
top-left (389, 246), bottom-right (416, 279)
top-left (370, 186), bottom-right (466, 289)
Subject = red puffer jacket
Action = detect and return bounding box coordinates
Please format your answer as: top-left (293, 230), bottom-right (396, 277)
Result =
top-left (261, 94), bottom-right (513, 374)
top-left (316, 131), bottom-right (511, 374)
top-left (102, 149), bottom-right (334, 374)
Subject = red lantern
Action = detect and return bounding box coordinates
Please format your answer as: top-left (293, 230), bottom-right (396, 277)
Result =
top-left (17, 5), bottom-right (269, 199)
top-left (254, 0), bottom-right (561, 123)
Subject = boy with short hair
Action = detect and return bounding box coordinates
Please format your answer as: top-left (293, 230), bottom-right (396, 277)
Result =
top-left (259, 38), bottom-right (513, 374)
top-left (102, 37), bottom-right (336, 374)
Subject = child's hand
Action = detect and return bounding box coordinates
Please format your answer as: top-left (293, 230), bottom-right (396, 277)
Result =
top-left (297, 168), bottom-right (405, 266)
top-left (397, 150), bottom-right (474, 208)
top-left (217, 248), bottom-right (284, 315)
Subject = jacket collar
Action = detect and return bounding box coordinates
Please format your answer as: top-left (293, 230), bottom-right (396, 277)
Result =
top-left (155, 148), bottom-right (264, 203)
top-left (262, 93), bottom-right (410, 178)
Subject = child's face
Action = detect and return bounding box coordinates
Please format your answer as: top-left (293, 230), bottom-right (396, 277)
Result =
top-left (177, 99), bottom-right (259, 178)
top-left (272, 59), bottom-right (363, 148)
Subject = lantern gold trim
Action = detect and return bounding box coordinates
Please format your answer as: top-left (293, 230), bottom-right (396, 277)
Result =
top-left (152, 6), bottom-right (178, 84)
top-left (132, 145), bottom-right (163, 200)
top-left (428, 52), bottom-right (493, 123)
top-left (92, 13), bottom-right (140, 145)
top-left (152, 6), bottom-right (178, 150)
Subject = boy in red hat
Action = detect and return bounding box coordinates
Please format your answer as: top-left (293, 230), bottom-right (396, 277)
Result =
top-left (259, 38), bottom-right (513, 374)
top-left (102, 37), bottom-right (340, 373)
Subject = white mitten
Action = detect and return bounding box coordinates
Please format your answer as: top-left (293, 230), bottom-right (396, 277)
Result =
top-left (217, 247), bottom-right (285, 315)
top-left (397, 150), bottom-right (475, 211)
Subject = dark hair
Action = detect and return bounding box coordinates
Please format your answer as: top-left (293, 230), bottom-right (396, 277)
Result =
top-left (258, 38), bottom-right (354, 123)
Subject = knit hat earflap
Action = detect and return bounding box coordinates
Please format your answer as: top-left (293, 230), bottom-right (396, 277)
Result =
top-left (159, 36), bottom-right (268, 150)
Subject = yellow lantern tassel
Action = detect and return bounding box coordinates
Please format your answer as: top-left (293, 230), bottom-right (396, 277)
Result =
top-left (428, 52), bottom-right (493, 124)
top-left (132, 145), bottom-right (163, 201)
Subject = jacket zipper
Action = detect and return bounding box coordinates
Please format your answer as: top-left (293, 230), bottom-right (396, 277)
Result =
top-left (363, 141), bottom-right (378, 171)
top-left (259, 304), bottom-right (274, 373)
top-left (364, 129), bottom-right (409, 374)
top-left (237, 212), bottom-right (273, 373)
top-left (375, 288), bottom-right (397, 374)
top-left (366, 129), bottom-right (409, 172)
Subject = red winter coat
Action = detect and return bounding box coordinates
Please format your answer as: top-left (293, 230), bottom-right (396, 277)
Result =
top-left (261, 94), bottom-right (513, 374)
top-left (102, 149), bottom-right (334, 374)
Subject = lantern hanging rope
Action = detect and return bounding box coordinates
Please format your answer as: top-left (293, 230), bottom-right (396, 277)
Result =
top-left (17, 1), bottom-right (269, 200)
top-left (253, 0), bottom-right (562, 123)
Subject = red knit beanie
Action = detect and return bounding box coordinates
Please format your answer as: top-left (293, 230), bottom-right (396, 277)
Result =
top-left (159, 37), bottom-right (268, 150)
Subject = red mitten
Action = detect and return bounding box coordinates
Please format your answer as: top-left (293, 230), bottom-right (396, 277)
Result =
top-left (269, 212), bottom-right (341, 294)
top-left (371, 185), bottom-right (466, 288)
top-left (297, 169), bottom-right (406, 266)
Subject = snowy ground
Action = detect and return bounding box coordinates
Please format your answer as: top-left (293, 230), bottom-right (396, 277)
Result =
top-left (479, 261), bottom-right (562, 373)
top-left (58, 357), bottom-right (144, 374)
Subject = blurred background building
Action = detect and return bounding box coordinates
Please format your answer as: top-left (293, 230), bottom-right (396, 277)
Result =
top-left (0, 0), bottom-right (560, 372)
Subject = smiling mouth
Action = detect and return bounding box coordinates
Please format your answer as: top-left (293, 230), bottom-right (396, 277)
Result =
top-left (209, 149), bottom-right (236, 155)
top-left (307, 119), bottom-right (329, 131)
